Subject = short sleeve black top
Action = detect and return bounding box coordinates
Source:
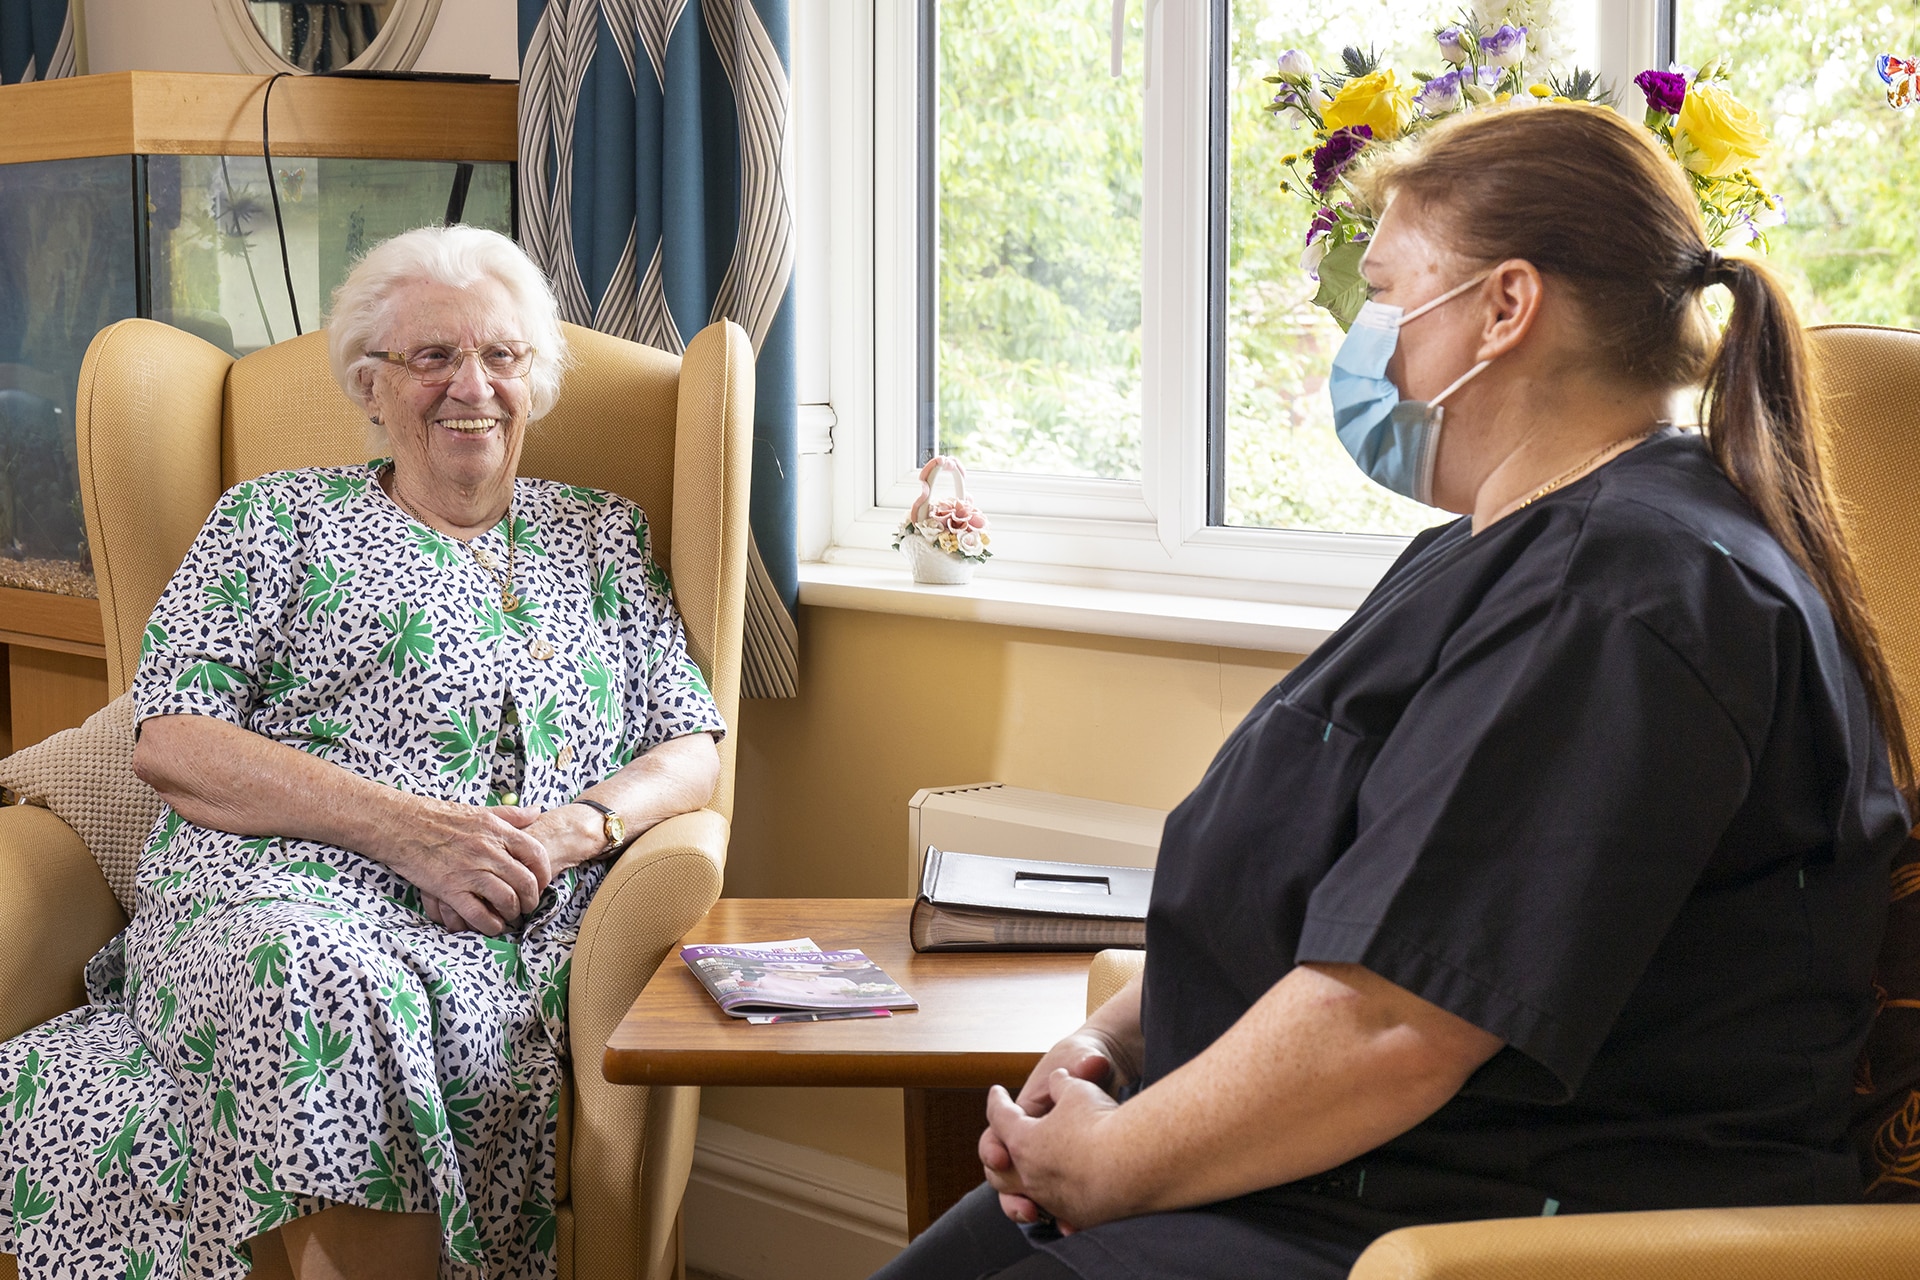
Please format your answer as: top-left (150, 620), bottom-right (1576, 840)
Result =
top-left (1143, 431), bottom-right (1910, 1214)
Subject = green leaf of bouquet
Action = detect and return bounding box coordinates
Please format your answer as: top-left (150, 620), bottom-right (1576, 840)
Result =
top-left (1313, 241), bottom-right (1370, 332)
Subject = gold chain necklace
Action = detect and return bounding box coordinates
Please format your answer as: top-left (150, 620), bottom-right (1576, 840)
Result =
top-left (381, 465), bottom-right (556, 661)
top-left (1515, 427), bottom-right (1663, 511)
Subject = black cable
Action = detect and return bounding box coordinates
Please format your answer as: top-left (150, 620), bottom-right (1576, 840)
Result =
top-left (445, 162), bottom-right (473, 227)
top-left (261, 70), bottom-right (302, 336)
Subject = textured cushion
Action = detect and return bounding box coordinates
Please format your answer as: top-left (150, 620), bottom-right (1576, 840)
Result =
top-left (0, 692), bottom-right (158, 914)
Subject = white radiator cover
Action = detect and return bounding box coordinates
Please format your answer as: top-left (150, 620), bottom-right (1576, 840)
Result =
top-left (905, 783), bottom-right (1168, 895)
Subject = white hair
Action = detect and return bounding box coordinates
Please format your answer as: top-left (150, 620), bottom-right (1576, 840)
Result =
top-left (325, 225), bottom-right (570, 423)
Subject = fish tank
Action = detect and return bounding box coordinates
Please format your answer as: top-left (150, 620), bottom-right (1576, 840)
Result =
top-left (0, 147), bottom-right (512, 598)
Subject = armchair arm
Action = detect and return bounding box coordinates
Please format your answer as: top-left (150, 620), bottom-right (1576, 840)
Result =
top-left (568, 807), bottom-right (729, 1280)
top-left (1087, 948), bottom-right (1145, 1017)
top-left (1350, 1205), bottom-right (1920, 1280)
top-left (0, 805), bottom-right (128, 1042)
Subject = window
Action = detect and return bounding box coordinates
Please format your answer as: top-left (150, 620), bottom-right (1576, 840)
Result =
top-left (926, 0), bottom-right (1146, 484)
top-left (804, 3), bottom-right (1660, 611)
top-left (1677, 0), bottom-right (1920, 328)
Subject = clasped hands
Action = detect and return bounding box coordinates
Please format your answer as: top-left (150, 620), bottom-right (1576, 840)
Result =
top-left (979, 1030), bottom-right (1137, 1234)
top-left (393, 800), bottom-right (606, 936)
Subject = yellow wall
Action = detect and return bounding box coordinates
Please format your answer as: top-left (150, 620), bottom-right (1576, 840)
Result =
top-left (703, 605), bottom-right (1300, 1174)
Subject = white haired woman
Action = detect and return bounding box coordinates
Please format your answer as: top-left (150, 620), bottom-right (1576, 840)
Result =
top-left (0, 225), bottom-right (723, 1280)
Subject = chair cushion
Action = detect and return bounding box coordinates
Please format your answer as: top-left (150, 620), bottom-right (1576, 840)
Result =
top-left (0, 692), bottom-right (158, 915)
top-left (1856, 831), bottom-right (1920, 1199)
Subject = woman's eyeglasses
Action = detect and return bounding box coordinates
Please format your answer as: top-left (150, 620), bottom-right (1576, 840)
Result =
top-left (368, 341), bottom-right (535, 386)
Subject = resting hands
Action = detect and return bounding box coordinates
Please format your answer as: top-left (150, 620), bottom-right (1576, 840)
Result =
top-left (981, 1023), bottom-right (1141, 1232)
top-left (384, 801), bottom-right (551, 935)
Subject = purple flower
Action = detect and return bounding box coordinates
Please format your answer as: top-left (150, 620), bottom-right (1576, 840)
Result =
top-left (1634, 68), bottom-right (1688, 115)
top-left (1310, 126), bottom-right (1373, 194)
top-left (1434, 26), bottom-right (1469, 65)
top-left (1416, 68), bottom-right (1464, 113)
top-left (1304, 205), bottom-right (1339, 246)
top-left (1480, 23), bottom-right (1528, 68)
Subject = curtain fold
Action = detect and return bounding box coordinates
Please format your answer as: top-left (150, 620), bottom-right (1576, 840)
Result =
top-left (0, 0), bottom-right (77, 84)
top-left (518, 0), bottom-right (799, 698)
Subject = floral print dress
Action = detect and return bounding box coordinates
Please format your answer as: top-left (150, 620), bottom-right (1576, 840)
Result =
top-left (0, 463), bottom-right (726, 1280)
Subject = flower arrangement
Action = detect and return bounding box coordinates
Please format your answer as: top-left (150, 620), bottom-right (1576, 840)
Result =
top-left (894, 456), bottom-right (991, 584)
top-left (1266, 13), bottom-right (1782, 329)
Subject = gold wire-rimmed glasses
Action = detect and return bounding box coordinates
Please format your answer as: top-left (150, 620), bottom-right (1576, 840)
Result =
top-left (367, 340), bottom-right (536, 386)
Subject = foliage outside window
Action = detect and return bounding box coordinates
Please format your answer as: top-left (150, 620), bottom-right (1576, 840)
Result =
top-left (932, 0), bottom-right (1145, 483)
top-left (1679, 0), bottom-right (1920, 329)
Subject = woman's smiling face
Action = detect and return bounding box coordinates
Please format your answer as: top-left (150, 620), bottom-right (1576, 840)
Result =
top-left (370, 276), bottom-right (532, 500)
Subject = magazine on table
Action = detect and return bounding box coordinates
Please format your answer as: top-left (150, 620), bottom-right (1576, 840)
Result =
top-left (680, 938), bottom-right (918, 1023)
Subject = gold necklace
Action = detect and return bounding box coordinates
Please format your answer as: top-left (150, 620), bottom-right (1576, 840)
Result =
top-left (382, 465), bottom-right (555, 660)
top-left (1515, 427), bottom-right (1663, 511)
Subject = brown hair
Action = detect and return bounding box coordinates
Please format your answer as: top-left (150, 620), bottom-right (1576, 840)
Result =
top-left (1351, 105), bottom-right (1915, 800)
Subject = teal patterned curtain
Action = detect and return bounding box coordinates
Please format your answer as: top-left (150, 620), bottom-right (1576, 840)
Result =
top-left (0, 0), bottom-right (77, 83)
top-left (517, 0), bottom-right (799, 698)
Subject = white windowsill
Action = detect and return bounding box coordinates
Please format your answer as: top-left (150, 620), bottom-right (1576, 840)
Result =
top-left (796, 561), bottom-right (1349, 655)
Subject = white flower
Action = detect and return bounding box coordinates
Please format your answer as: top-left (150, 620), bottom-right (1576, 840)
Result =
top-left (956, 529), bottom-right (987, 558)
top-left (1276, 49), bottom-right (1315, 80)
top-left (1301, 235), bottom-right (1331, 275)
top-left (1752, 194), bottom-right (1787, 227)
top-left (1434, 27), bottom-right (1469, 66)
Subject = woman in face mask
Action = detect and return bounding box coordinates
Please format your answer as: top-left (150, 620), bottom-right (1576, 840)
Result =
top-left (870, 105), bottom-right (1913, 1280)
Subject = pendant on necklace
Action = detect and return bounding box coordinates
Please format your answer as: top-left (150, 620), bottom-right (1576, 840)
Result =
top-left (556, 742), bottom-right (574, 768)
top-left (501, 591), bottom-right (522, 613)
top-left (474, 547), bottom-right (499, 571)
top-left (528, 634), bottom-right (556, 662)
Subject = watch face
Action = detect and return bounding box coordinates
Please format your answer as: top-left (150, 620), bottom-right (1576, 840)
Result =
top-left (605, 811), bottom-right (626, 847)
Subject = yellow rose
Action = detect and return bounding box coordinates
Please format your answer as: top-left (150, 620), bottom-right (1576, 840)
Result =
top-left (1674, 82), bottom-right (1770, 178)
top-left (1323, 69), bottom-right (1416, 141)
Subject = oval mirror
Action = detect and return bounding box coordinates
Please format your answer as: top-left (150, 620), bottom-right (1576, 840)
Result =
top-left (213, 0), bottom-right (443, 75)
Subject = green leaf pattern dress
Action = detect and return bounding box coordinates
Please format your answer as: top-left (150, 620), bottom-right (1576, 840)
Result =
top-left (0, 464), bottom-right (726, 1279)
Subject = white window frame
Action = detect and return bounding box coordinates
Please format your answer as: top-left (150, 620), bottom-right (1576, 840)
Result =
top-left (794, 0), bottom-right (1663, 617)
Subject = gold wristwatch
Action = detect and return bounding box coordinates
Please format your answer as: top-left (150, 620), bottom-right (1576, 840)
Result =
top-left (574, 797), bottom-right (626, 854)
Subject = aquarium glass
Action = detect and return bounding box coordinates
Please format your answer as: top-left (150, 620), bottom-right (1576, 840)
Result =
top-left (0, 153), bottom-right (511, 597)
top-left (148, 156), bottom-right (513, 355)
top-left (0, 156), bottom-right (138, 594)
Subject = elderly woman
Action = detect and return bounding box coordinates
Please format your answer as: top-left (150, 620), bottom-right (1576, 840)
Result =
top-left (874, 106), bottom-right (1911, 1279)
top-left (0, 225), bottom-right (722, 1280)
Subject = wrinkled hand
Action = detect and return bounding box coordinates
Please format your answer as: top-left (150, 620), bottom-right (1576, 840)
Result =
top-left (981, 1070), bottom-right (1125, 1233)
top-left (522, 803), bottom-right (609, 877)
top-left (383, 802), bottom-right (550, 935)
top-left (981, 1031), bottom-right (1128, 1230)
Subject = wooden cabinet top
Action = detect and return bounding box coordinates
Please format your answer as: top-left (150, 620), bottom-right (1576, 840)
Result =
top-left (0, 71), bottom-right (517, 166)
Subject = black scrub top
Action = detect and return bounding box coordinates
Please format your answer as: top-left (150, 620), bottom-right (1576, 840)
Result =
top-left (1144, 430), bottom-right (1910, 1225)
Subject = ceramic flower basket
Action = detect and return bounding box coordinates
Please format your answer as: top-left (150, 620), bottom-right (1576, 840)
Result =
top-left (895, 456), bottom-right (991, 585)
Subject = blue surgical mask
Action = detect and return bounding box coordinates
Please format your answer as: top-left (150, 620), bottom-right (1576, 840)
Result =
top-left (1327, 273), bottom-right (1493, 505)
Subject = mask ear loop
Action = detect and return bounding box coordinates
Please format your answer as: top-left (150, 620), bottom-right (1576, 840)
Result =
top-left (1413, 355), bottom-right (1495, 506)
top-left (1399, 270), bottom-right (1493, 326)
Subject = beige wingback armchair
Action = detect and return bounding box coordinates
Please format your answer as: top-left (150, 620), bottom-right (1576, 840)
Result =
top-left (0, 316), bottom-right (752, 1280)
top-left (1085, 323), bottom-right (1920, 1278)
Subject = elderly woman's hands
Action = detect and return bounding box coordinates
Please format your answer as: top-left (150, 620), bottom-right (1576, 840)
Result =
top-left (379, 800), bottom-right (552, 935)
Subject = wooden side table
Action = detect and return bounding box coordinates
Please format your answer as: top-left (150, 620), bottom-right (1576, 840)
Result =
top-left (604, 898), bottom-right (1095, 1237)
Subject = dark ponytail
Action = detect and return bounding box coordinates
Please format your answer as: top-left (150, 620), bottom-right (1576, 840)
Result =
top-left (1354, 105), bottom-right (1915, 803)
top-left (1702, 255), bottom-right (1915, 800)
